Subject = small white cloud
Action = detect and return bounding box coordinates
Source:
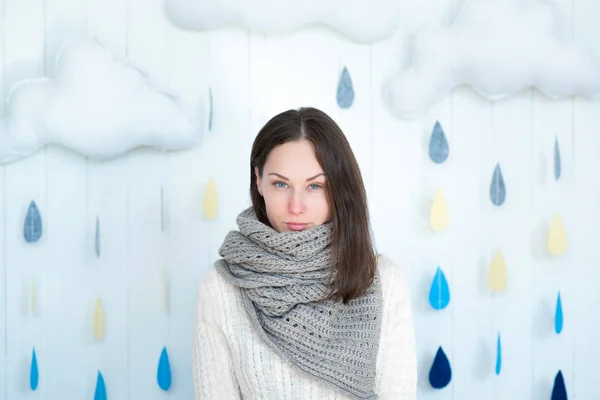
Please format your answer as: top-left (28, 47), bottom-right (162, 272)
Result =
top-left (165, 0), bottom-right (406, 43)
top-left (0, 37), bottom-right (205, 163)
top-left (383, 1), bottom-right (600, 119)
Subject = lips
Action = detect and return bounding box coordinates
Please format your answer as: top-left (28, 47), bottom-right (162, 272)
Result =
top-left (286, 222), bottom-right (309, 231)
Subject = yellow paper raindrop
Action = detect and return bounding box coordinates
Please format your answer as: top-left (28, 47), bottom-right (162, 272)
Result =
top-left (547, 214), bottom-right (567, 255)
top-left (162, 268), bottom-right (168, 312)
top-left (203, 178), bottom-right (218, 220)
top-left (430, 189), bottom-right (449, 232)
top-left (30, 276), bottom-right (36, 316)
top-left (93, 297), bottom-right (105, 341)
top-left (488, 250), bottom-right (507, 292)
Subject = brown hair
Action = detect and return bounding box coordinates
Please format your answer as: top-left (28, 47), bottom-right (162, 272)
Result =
top-left (249, 107), bottom-right (377, 304)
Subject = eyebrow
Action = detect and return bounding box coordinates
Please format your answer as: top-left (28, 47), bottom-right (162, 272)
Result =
top-left (268, 172), bottom-right (326, 182)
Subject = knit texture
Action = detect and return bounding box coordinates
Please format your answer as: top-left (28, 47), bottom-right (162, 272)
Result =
top-left (213, 207), bottom-right (383, 400)
top-left (192, 252), bottom-right (417, 399)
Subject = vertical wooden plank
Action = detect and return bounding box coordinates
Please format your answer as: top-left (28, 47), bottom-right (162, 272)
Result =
top-left (450, 87), bottom-right (494, 400)
top-left (4, 0), bottom-right (46, 398)
top-left (531, 1), bottom-right (576, 398)
top-left (572, 0), bottom-right (600, 398)
top-left (42, 0), bottom-right (88, 397)
top-left (0, 0), bottom-right (6, 396)
top-left (164, 22), bottom-right (210, 397)
top-left (488, 92), bottom-right (534, 399)
top-left (126, 0), bottom-right (171, 396)
top-left (85, 0), bottom-right (130, 397)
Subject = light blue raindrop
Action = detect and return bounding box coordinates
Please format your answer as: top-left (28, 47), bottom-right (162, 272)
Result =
top-left (429, 121), bottom-right (449, 163)
top-left (555, 291), bottom-right (563, 334)
top-left (336, 66), bottom-right (354, 109)
top-left (157, 346), bottom-right (172, 391)
top-left (428, 266), bottom-right (450, 310)
top-left (24, 200), bottom-right (42, 243)
top-left (30, 347), bottom-right (38, 390)
top-left (495, 333), bottom-right (502, 375)
top-left (94, 371), bottom-right (106, 400)
top-left (490, 163), bottom-right (506, 206)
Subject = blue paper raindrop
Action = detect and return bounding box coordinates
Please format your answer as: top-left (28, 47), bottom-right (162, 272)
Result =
top-left (429, 121), bottom-right (449, 163)
top-left (336, 66), bottom-right (354, 109)
top-left (157, 346), bottom-right (172, 391)
top-left (94, 371), bottom-right (106, 400)
top-left (30, 347), bottom-right (38, 390)
top-left (495, 333), bottom-right (502, 375)
top-left (428, 266), bottom-right (450, 310)
top-left (24, 200), bottom-right (42, 243)
top-left (490, 163), bottom-right (506, 206)
top-left (429, 346), bottom-right (451, 389)
top-left (208, 87), bottom-right (213, 132)
top-left (555, 291), bottom-right (563, 334)
top-left (551, 370), bottom-right (567, 400)
top-left (554, 137), bottom-right (561, 181)
top-left (95, 216), bottom-right (100, 258)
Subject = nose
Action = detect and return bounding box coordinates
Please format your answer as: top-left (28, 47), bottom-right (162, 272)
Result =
top-left (288, 190), bottom-right (306, 215)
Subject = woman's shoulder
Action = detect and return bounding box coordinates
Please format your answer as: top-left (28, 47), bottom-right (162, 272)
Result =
top-left (196, 264), bottom-right (240, 309)
top-left (375, 253), bottom-right (412, 302)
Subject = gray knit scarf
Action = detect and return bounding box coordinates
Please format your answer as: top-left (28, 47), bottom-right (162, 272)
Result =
top-left (214, 207), bottom-right (383, 399)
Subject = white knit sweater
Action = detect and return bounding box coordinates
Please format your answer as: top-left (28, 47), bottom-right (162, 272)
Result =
top-left (192, 253), bottom-right (417, 399)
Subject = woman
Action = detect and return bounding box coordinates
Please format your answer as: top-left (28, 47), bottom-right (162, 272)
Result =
top-left (192, 107), bottom-right (417, 399)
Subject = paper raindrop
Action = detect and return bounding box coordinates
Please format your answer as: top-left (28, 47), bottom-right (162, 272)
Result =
top-left (551, 370), bottom-right (567, 400)
top-left (95, 216), bottom-right (100, 258)
top-left (203, 178), bottom-right (218, 220)
top-left (30, 347), bottom-right (39, 390)
top-left (547, 214), bottom-right (567, 255)
top-left (429, 346), bottom-right (451, 389)
top-left (94, 371), bottom-right (107, 400)
top-left (555, 291), bottom-right (563, 334)
top-left (24, 200), bottom-right (42, 243)
top-left (554, 137), bottom-right (561, 181)
top-left (428, 266), bottom-right (450, 310)
top-left (490, 163), bottom-right (506, 206)
top-left (429, 120), bottom-right (449, 163)
top-left (488, 250), bottom-right (507, 292)
top-left (157, 346), bottom-right (172, 391)
top-left (495, 333), bottom-right (502, 375)
top-left (429, 189), bottom-right (449, 232)
top-left (336, 66), bottom-right (354, 109)
top-left (93, 297), bottom-right (105, 341)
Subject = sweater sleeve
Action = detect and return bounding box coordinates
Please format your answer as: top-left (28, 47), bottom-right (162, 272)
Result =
top-left (192, 270), bottom-right (242, 399)
top-left (376, 257), bottom-right (418, 399)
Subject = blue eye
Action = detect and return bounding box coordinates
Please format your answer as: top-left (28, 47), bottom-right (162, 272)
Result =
top-left (309, 184), bottom-right (322, 190)
top-left (274, 181), bottom-right (288, 189)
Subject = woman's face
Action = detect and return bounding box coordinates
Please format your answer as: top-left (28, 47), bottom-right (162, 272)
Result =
top-left (255, 139), bottom-right (330, 233)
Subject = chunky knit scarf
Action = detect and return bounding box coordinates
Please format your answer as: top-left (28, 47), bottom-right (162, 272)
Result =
top-left (214, 207), bottom-right (383, 399)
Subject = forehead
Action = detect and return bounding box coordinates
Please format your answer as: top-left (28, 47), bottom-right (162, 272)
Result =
top-left (264, 140), bottom-right (324, 175)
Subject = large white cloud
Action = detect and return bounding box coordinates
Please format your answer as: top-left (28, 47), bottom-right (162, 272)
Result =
top-left (383, 1), bottom-right (600, 119)
top-left (165, 0), bottom-right (457, 43)
top-left (0, 37), bottom-right (206, 163)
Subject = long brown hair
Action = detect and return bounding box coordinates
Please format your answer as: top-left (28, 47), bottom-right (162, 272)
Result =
top-left (249, 107), bottom-right (377, 304)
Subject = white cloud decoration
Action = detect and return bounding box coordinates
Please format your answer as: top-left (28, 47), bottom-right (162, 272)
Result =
top-left (383, 1), bottom-right (600, 119)
top-left (165, 0), bottom-right (405, 43)
top-left (0, 37), bottom-right (206, 163)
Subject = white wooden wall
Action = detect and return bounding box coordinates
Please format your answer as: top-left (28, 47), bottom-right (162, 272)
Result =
top-left (0, 0), bottom-right (598, 399)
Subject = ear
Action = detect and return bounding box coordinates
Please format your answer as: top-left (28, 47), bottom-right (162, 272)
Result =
top-left (254, 166), bottom-right (263, 196)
